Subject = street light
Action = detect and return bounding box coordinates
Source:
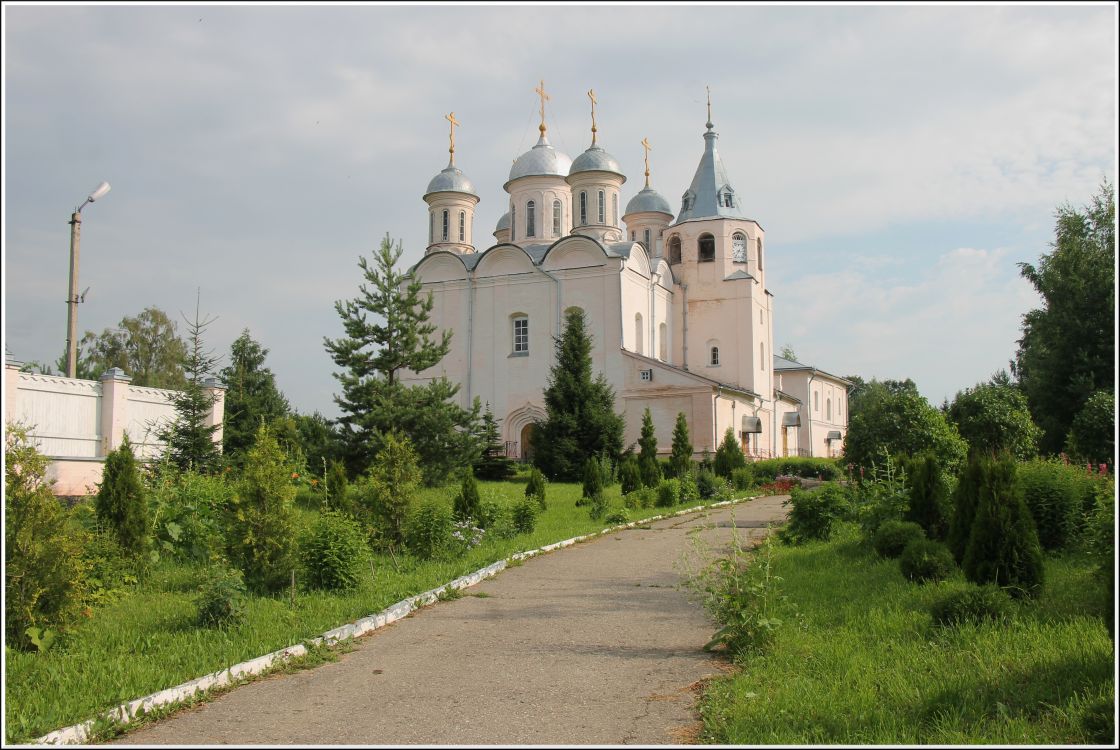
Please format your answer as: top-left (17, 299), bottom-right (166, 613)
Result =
top-left (66, 181), bottom-right (111, 378)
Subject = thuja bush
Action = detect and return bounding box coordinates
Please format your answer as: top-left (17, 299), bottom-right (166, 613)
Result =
top-left (905, 453), bottom-right (951, 541)
top-left (947, 455), bottom-right (984, 564)
top-left (779, 483), bottom-right (849, 545)
top-left (1085, 476), bottom-right (1115, 639)
top-left (453, 468), bottom-right (481, 524)
top-left (525, 466), bottom-right (547, 510)
top-left (696, 468), bottom-right (721, 500)
top-left (962, 454), bottom-right (1044, 598)
top-left (1018, 458), bottom-right (1097, 551)
top-left (929, 585), bottom-right (1013, 628)
top-left (872, 520), bottom-right (926, 559)
top-left (656, 478), bottom-right (681, 508)
top-left (899, 539), bottom-right (956, 583)
top-left (196, 565), bottom-right (248, 628)
top-left (580, 458), bottom-right (604, 507)
top-left (619, 456), bottom-right (642, 496)
top-left (713, 428), bottom-right (747, 479)
top-left (324, 459), bottom-right (350, 514)
top-left (511, 495), bottom-right (539, 535)
top-left (406, 498), bottom-right (455, 560)
top-left (300, 511), bottom-right (371, 591)
top-left (96, 435), bottom-right (150, 559)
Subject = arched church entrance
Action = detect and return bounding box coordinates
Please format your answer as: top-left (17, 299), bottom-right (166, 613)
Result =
top-left (520, 423), bottom-right (537, 462)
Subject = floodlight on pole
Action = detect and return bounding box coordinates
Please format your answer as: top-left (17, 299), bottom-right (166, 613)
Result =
top-left (66, 181), bottom-right (111, 378)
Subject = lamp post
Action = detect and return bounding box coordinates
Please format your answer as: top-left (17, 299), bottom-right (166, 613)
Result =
top-left (66, 181), bottom-right (111, 378)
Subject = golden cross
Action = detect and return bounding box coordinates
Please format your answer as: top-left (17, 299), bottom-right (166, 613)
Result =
top-left (641, 137), bottom-right (652, 188)
top-left (535, 79), bottom-right (550, 134)
top-left (588, 89), bottom-right (598, 145)
top-left (445, 112), bottom-right (460, 164)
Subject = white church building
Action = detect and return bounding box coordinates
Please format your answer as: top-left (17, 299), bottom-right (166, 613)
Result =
top-left (402, 88), bottom-right (848, 461)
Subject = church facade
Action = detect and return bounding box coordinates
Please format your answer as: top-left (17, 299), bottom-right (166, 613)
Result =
top-left (402, 89), bottom-right (848, 461)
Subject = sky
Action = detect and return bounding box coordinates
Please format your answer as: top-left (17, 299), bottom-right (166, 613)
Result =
top-left (3, 2), bottom-right (1117, 419)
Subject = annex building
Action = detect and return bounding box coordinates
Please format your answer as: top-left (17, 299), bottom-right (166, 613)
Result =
top-left (401, 86), bottom-right (849, 461)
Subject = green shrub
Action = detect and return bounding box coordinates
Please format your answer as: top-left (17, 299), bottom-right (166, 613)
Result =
top-left (1079, 695), bottom-right (1116, 745)
top-left (947, 455), bottom-right (984, 564)
top-left (872, 520), bottom-right (926, 558)
top-left (751, 457), bottom-right (843, 482)
top-left (588, 493), bottom-right (608, 521)
top-left (713, 428), bottom-right (747, 479)
top-left (300, 511), bottom-right (370, 591)
top-left (1065, 390), bottom-right (1115, 465)
top-left (639, 455), bottom-right (662, 489)
top-left (524, 466), bottom-right (547, 510)
top-left (730, 466), bottom-right (755, 491)
top-left (597, 454), bottom-right (615, 487)
top-left (929, 585), bottom-right (1013, 628)
top-left (678, 473), bottom-right (701, 505)
top-left (324, 459), bottom-right (350, 513)
top-left (962, 454), bottom-right (1045, 598)
top-left (905, 453), bottom-right (950, 541)
top-left (453, 468), bottom-right (481, 524)
top-left (696, 469), bottom-right (721, 500)
top-left (78, 527), bottom-right (136, 608)
top-left (405, 498), bottom-right (454, 560)
top-left (5, 425), bottom-right (88, 651)
top-left (851, 452), bottom-right (909, 539)
top-left (656, 478), bottom-right (680, 508)
top-left (605, 509), bottom-right (629, 525)
top-left (627, 487), bottom-right (655, 509)
top-left (899, 539), bottom-right (956, 583)
top-left (619, 456), bottom-right (641, 496)
top-left (669, 412), bottom-right (694, 479)
top-left (511, 496), bottom-right (539, 535)
top-left (1085, 476), bottom-right (1115, 639)
top-left (779, 483), bottom-right (848, 545)
top-left (1018, 459), bottom-right (1095, 551)
top-left (196, 565), bottom-right (247, 628)
top-left (147, 469), bottom-right (231, 564)
top-left (358, 433), bottom-right (422, 550)
top-left (581, 458), bottom-right (603, 506)
top-left (96, 436), bottom-right (150, 558)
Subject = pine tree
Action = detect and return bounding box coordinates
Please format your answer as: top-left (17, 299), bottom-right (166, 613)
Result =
top-left (713, 427), bottom-right (746, 479)
top-left (96, 435), bottom-right (149, 557)
top-left (905, 453), bottom-right (951, 540)
top-left (473, 404), bottom-right (515, 480)
top-left (533, 308), bottom-right (624, 481)
top-left (219, 330), bottom-right (291, 467)
top-left (638, 408), bottom-right (661, 488)
top-left (947, 454), bottom-right (984, 564)
top-left (669, 412), bottom-right (693, 479)
top-left (324, 235), bottom-right (481, 483)
top-left (158, 297), bottom-right (222, 474)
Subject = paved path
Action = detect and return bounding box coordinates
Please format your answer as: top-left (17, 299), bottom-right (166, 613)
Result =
top-left (113, 496), bottom-right (789, 745)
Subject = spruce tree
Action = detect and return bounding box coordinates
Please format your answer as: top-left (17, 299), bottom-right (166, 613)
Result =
top-left (962, 454), bottom-right (1045, 598)
top-left (905, 454), bottom-right (951, 540)
top-left (713, 427), bottom-right (746, 479)
top-left (669, 412), bottom-right (693, 479)
top-left (533, 308), bottom-right (624, 481)
top-left (947, 454), bottom-right (984, 564)
top-left (96, 435), bottom-right (149, 557)
top-left (219, 330), bottom-right (290, 467)
top-left (638, 408), bottom-right (661, 488)
top-left (473, 404), bottom-right (514, 480)
top-left (158, 298), bottom-right (222, 474)
top-left (325, 235), bottom-right (481, 483)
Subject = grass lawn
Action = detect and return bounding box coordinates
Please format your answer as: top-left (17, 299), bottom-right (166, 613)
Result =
top-left (698, 522), bottom-right (1115, 744)
top-left (5, 478), bottom-right (732, 743)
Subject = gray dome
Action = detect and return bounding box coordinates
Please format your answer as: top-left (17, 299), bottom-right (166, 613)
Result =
top-left (569, 145), bottom-right (625, 179)
top-left (625, 186), bottom-right (673, 216)
top-left (506, 134), bottom-right (572, 186)
top-left (495, 211), bottom-right (511, 231)
top-left (424, 164), bottom-right (477, 199)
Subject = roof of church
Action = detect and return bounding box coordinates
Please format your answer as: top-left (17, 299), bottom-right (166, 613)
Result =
top-left (424, 162), bottom-right (478, 199)
top-left (773, 355), bottom-right (853, 385)
top-left (495, 211), bottom-right (511, 231)
top-left (506, 133), bottom-right (572, 187)
top-left (569, 144), bottom-right (625, 179)
top-left (673, 120), bottom-right (749, 224)
top-left (624, 186), bottom-right (673, 216)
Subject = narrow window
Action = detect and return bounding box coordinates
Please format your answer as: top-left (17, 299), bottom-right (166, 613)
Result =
top-left (732, 232), bottom-right (747, 263)
top-left (814, 391), bottom-right (819, 412)
top-left (659, 323), bottom-right (667, 361)
top-left (429, 212), bottom-right (433, 244)
top-left (827, 398), bottom-right (832, 420)
top-left (698, 233), bottom-right (715, 262)
top-left (579, 191), bottom-right (587, 226)
top-left (612, 193), bottom-right (619, 226)
top-left (526, 200), bottom-right (536, 237)
top-left (553, 200), bottom-right (562, 237)
top-left (597, 190), bottom-right (605, 224)
top-left (513, 316), bottom-right (529, 354)
top-left (710, 346), bottom-right (720, 366)
top-left (442, 210), bottom-right (449, 241)
top-left (758, 238), bottom-right (764, 269)
top-left (634, 313), bottom-right (644, 355)
top-left (458, 211), bottom-right (465, 242)
top-left (511, 205), bottom-right (516, 238)
top-left (644, 228), bottom-right (651, 250)
top-left (631, 231), bottom-right (636, 241)
top-left (668, 235), bottom-right (682, 264)
top-left (760, 343), bottom-right (765, 369)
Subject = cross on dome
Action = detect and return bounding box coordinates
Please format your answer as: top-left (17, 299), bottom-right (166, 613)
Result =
top-left (535, 80), bottom-right (550, 135)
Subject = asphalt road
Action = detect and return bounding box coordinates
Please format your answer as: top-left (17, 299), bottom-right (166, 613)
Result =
top-left (112, 495), bottom-right (789, 745)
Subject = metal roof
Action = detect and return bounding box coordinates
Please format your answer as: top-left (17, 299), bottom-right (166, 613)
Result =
top-left (673, 122), bottom-right (749, 224)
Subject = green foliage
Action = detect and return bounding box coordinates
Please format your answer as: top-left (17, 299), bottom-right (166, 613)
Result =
top-left (779, 483), bottom-right (849, 545)
top-left (1014, 182), bottom-right (1115, 454)
top-left (947, 455), bottom-right (984, 564)
top-left (291, 412), bottom-right (343, 481)
top-left (581, 457), bottom-right (604, 503)
top-left (195, 565), bottom-right (248, 628)
top-left (5, 425), bottom-right (87, 651)
top-left (146, 466), bottom-right (231, 564)
top-left (224, 425), bottom-right (299, 594)
top-left (656, 478), bottom-right (680, 508)
top-left (325, 234), bottom-right (482, 484)
top-left (511, 496), bottom-right (539, 535)
top-left (1065, 390), bottom-right (1115, 465)
top-left (219, 329), bottom-right (291, 467)
top-left (405, 498), bottom-right (454, 560)
top-left (730, 467), bottom-right (755, 491)
top-left (605, 509), bottom-right (629, 525)
top-left (713, 427), bottom-right (747, 478)
top-left (324, 459), bottom-right (350, 514)
top-left (95, 436), bottom-right (150, 558)
top-left (1084, 476), bottom-right (1115, 638)
top-left (669, 412), bottom-right (693, 479)
top-left (453, 467), bottom-right (482, 524)
top-left (524, 466), bottom-right (547, 510)
top-left (962, 455), bottom-right (1045, 598)
top-left (639, 455), bottom-right (662, 489)
top-left (77, 526), bottom-right (135, 609)
top-left (750, 457), bottom-right (842, 482)
top-left (904, 453), bottom-right (950, 541)
top-left (946, 380), bottom-right (1041, 460)
top-left (696, 468), bottom-right (721, 500)
top-left (358, 433), bottom-right (422, 550)
top-left (618, 455), bottom-right (641, 495)
top-left (472, 405), bottom-right (515, 480)
top-left (898, 539), bottom-right (955, 583)
top-left (929, 585), bottom-right (1013, 628)
top-left (678, 472), bottom-right (701, 506)
top-left (1018, 458), bottom-right (1097, 551)
top-left (157, 303), bottom-right (222, 474)
top-left (843, 378), bottom-right (967, 473)
top-left (850, 452), bottom-right (910, 539)
top-left (638, 408), bottom-right (659, 489)
top-left (300, 511), bottom-right (370, 591)
top-left (71, 306), bottom-right (188, 388)
top-left (532, 308), bottom-right (625, 481)
top-left (476, 496), bottom-right (516, 540)
top-left (872, 520), bottom-right (926, 559)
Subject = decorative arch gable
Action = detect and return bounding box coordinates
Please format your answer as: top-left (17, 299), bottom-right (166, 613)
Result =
top-left (624, 243), bottom-right (652, 279)
top-left (504, 402), bottom-right (547, 444)
top-left (540, 236), bottom-right (609, 271)
top-left (473, 244), bottom-right (536, 278)
top-left (414, 252), bottom-right (468, 283)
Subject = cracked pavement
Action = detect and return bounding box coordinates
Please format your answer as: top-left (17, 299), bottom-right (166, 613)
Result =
top-left (112, 495), bottom-right (789, 745)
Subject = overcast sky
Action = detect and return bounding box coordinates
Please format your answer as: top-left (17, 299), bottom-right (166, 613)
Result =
top-left (3, 3), bottom-right (1116, 419)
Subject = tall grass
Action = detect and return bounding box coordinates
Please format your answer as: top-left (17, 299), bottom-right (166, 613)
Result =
top-left (699, 523), bottom-right (1114, 744)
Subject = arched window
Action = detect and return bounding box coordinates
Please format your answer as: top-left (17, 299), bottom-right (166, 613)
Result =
top-left (644, 228), bottom-right (651, 251)
top-left (827, 398), bottom-right (832, 420)
top-left (698, 233), bottom-right (715, 262)
top-left (760, 343), bottom-right (765, 369)
top-left (526, 200), bottom-right (536, 237)
top-left (441, 210), bottom-right (449, 241)
top-left (634, 313), bottom-right (644, 355)
top-left (553, 200), bottom-right (562, 237)
top-left (814, 391), bottom-right (819, 412)
top-left (429, 212), bottom-right (434, 244)
top-left (579, 191), bottom-right (587, 226)
top-left (612, 193), bottom-right (619, 226)
top-left (597, 190), bottom-right (605, 224)
top-left (631, 231), bottom-right (636, 241)
top-left (458, 211), bottom-right (465, 242)
top-left (668, 235), bottom-right (682, 264)
top-left (758, 238), bottom-right (764, 269)
top-left (659, 323), bottom-right (668, 361)
top-left (512, 315), bottom-right (529, 355)
top-left (710, 346), bottom-right (720, 366)
top-left (511, 205), bottom-right (516, 238)
top-left (732, 232), bottom-right (747, 263)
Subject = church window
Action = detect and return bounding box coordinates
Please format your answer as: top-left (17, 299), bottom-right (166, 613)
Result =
top-left (598, 190), bottom-right (605, 224)
top-left (526, 201), bottom-right (536, 237)
top-left (512, 316), bottom-right (529, 354)
top-left (442, 210), bottom-right (449, 241)
top-left (827, 398), bottom-right (832, 420)
top-left (698, 233), bottom-right (715, 262)
top-left (429, 212), bottom-right (433, 244)
top-left (668, 235), bottom-right (682, 264)
top-left (458, 211), bottom-right (465, 242)
top-left (612, 193), bottom-right (619, 226)
top-left (659, 323), bottom-right (668, 361)
top-left (732, 233), bottom-right (747, 263)
top-left (631, 231), bottom-right (635, 241)
top-left (511, 205), bottom-right (516, 238)
top-left (760, 343), bottom-right (765, 368)
top-left (814, 391), bottom-right (819, 412)
top-left (758, 238), bottom-right (764, 269)
top-left (553, 200), bottom-right (562, 237)
top-left (644, 229), bottom-right (651, 250)
top-left (579, 192), bottom-right (587, 226)
top-left (710, 346), bottom-right (720, 366)
top-left (635, 313), bottom-right (644, 355)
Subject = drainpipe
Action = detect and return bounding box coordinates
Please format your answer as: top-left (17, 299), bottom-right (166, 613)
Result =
top-left (806, 372), bottom-right (815, 460)
top-left (712, 386), bottom-right (721, 453)
top-left (681, 282), bottom-right (689, 371)
top-left (466, 270), bottom-right (475, 405)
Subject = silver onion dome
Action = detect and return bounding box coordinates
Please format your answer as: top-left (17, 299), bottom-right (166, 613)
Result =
top-left (424, 164), bottom-right (478, 200)
top-left (625, 186), bottom-right (673, 216)
top-left (569, 144), bottom-right (625, 179)
top-left (506, 133), bottom-right (572, 187)
top-left (495, 211), bottom-right (511, 231)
